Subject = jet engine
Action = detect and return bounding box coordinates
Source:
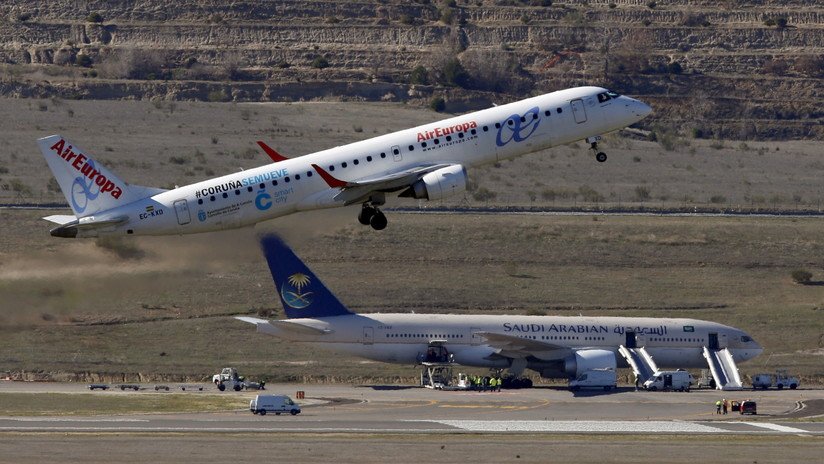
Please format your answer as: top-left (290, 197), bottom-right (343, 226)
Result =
top-left (563, 349), bottom-right (617, 377)
top-left (400, 165), bottom-right (467, 201)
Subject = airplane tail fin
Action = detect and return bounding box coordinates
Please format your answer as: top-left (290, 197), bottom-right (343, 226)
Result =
top-left (37, 135), bottom-right (163, 217)
top-left (260, 234), bottom-right (353, 319)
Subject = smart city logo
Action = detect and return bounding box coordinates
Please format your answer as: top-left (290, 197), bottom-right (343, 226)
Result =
top-left (255, 190), bottom-right (272, 211)
top-left (280, 273), bottom-right (314, 309)
top-left (496, 106), bottom-right (541, 147)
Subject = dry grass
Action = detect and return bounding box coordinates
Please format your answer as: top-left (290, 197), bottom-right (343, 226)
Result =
top-left (1, 209), bottom-right (823, 383)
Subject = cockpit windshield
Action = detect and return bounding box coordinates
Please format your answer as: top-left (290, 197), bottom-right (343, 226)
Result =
top-left (597, 90), bottom-right (621, 103)
top-left (741, 335), bottom-right (753, 343)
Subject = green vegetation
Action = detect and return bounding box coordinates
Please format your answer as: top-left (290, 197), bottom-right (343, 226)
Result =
top-left (311, 56), bottom-right (330, 69)
top-left (791, 269), bottom-right (813, 285)
top-left (429, 96), bottom-right (446, 112)
top-left (86, 12), bottom-right (103, 23)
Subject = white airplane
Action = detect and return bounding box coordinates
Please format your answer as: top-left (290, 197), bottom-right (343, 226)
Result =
top-left (237, 235), bottom-right (763, 386)
top-left (37, 86), bottom-right (651, 238)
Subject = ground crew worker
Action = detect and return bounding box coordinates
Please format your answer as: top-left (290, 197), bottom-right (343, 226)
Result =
top-left (490, 377), bottom-right (497, 392)
top-left (715, 399), bottom-right (722, 414)
top-left (722, 398), bottom-right (729, 415)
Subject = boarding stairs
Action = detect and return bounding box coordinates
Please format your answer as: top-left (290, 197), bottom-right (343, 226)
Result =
top-left (618, 345), bottom-right (659, 385)
top-left (702, 347), bottom-right (743, 390)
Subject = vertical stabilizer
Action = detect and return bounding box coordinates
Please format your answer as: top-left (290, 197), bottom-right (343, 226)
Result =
top-left (37, 135), bottom-right (140, 217)
top-left (260, 234), bottom-right (353, 319)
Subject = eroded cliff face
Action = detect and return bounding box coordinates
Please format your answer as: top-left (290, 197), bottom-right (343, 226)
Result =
top-left (0, 0), bottom-right (821, 139)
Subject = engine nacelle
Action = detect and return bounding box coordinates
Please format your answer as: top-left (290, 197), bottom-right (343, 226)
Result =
top-left (563, 349), bottom-right (616, 378)
top-left (402, 165), bottom-right (467, 201)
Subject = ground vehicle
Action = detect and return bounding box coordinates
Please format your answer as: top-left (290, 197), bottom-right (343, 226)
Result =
top-left (696, 369), bottom-right (716, 389)
top-left (569, 369), bottom-right (617, 391)
top-left (250, 395), bottom-right (301, 416)
top-left (88, 384), bottom-right (109, 390)
top-left (751, 370), bottom-right (799, 390)
top-left (213, 367), bottom-right (245, 391)
top-left (740, 400), bottom-right (757, 415)
top-left (643, 370), bottom-right (693, 392)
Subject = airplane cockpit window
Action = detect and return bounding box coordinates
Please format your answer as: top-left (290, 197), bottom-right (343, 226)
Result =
top-left (741, 335), bottom-right (753, 342)
top-left (597, 90), bottom-right (622, 103)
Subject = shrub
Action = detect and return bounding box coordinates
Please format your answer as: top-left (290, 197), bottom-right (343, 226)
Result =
top-left (311, 56), bottom-right (329, 69)
top-left (207, 90), bottom-right (228, 102)
top-left (472, 187), bottom-right (497, 202)
top-left (429, 96), bottom-right (446, 112)
top-left (634, 185), bottom-right (651, 201)
top-left (439, 8), bottom-right (454, 25)
top-left (409, 65), bottom-right (429, 85)
top-left (86, 12), bottom-right (103, 23)
top-left (168, 155), bottom-right (190, 165)
top-left (667, 62), bottom-right (683, 74)
top-left (709, 195), bottom-right (727, 204)
top-left (76, 54), bottom-right (93, 67)
top-left (791, 270), bottom-right (812, 285)
top-left (442, 58), bottom-right (470, 88)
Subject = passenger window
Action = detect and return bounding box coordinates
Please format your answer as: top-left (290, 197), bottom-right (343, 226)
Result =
top-left (273, 180), bottom-right (278, 186)
top-left (197, 199), bottom-right (203, 205)
top-left (483, 126), bottom-right (488, 131)
top-left (458, 132), bottom-right (464, 139)
top-left (470, 129), bottom-right (476, 135)
top-left (247, 186), bottom-right (253, 192)
top-left (367, 156), bottom-right (373, 162)
top-left (307, 171), bottom-right (313, 177)
top-left (285, 177), bottom-right (290, 183)
top-left (392, 148), bottom-right (399, 155)
top-left (520, 116), bottom-right (525, 122)
top-left (446, 135), bottom-right (452, 142)
top-left (557, 108), bottom-right (562, 113)
top-left (295, 174), bottom-right (300, 180)
top-left (329, 165), bottom-right (335, 171)
top-left (495, 122), bottom-right (501, 129)
top-left (532, 113), bottom-right (538, 120)
top-left (433, 139), bottom-right (439, 144)
top-left (545, 110), bottom-right (551, 116)
top-left (259, 183), bottom-right (265, 189)
top-left (508, 120), bottom-right (514, 126)
top-left (421, 142), bottom-right (427, 148)
top-left (342, 162), bottom-right (347, 168)
top-left (235, 189), bottom-right (240, 195)
top-left (353, 159), bottom-right (359, 165)
top-left (408, 145), bottom-right (414, 151)
top-left (210, 196), bottom-right (215, 201)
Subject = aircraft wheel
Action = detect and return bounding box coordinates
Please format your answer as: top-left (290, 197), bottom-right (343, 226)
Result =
top-left (522, 378), bottom-right (533, 388)
top-left (291, 410), bottom-right (298, 415)
top-left (259, 410), bottom-right (266, 416)
top-left (358, 206), bottom-right (375, 225)
top-left (596, 152), bottom-right (607, 163)
top-left (370, 211), bottom-right (388, 231)
top-left (217, 384), bottom-right (225, 391)
top-left (790, 384), bottom-right (797, 390)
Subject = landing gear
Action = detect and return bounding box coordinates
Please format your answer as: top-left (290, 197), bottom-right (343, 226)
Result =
top-left (586, 135), bottom-right (607, 162)
top-left (358, 203), bottom-right (387, 231)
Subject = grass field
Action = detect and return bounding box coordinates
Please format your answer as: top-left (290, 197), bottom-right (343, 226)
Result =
top-left (0, 392), bottom-right (247, 416)
top-left (1, 208), bottom-right (823, 383)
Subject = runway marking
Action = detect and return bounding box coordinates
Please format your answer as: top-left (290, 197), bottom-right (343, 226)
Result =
top-left (426, 420), bottom-right (728, 433)
top-left (740, 422), bottom-right (811, 434)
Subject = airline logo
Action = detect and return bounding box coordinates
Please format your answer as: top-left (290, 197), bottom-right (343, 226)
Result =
top-left (496, 106), bottom-right (541, 147)
top-left (417, 120), bottom-right (477, 142)
top-left (281, 273), bottom-right (314, 309)
top-left (49, 139), bottom-right (124, 213)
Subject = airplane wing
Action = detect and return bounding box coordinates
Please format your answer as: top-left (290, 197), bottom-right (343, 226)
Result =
top-left (312, 163), bottom-right (455, 205)
top-left (476, 331), bottom-right (568, 358)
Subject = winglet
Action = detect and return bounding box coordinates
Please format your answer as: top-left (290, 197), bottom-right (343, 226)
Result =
top-left (311, 164), bottom-right (349, 189)
top-left (256, 141), bottom-right (289, 162)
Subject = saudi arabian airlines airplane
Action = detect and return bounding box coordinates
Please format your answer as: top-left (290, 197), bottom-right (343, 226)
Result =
top-left (37, 86), bottom-right (650, 238)
top-left (237, 235), bottom-right (763, 388)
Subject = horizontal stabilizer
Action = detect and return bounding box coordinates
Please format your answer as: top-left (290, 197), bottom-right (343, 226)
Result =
top-left (48, 215), bottom-right (129, 238)
top-left (43, 214), bottom-right (77, 225)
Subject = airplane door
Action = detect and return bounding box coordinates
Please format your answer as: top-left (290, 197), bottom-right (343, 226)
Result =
top-left (173, 199), bottom-right (191, 225)
top-left (625, 331), bottom-right (637, 349)
top-left (571, 99), bottom-right (587, 124)
top-left (391, 145), bottom-right (402, 162)
top-left (362, 326), bottom-right (374, 345)
top-left (708, 333), bottom-right (719, 350)
top-left (470, 327), bottom-right (482, 346)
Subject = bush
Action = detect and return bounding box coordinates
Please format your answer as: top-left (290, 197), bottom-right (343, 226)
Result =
top-left (409, 65), bottom-right (429, 85)
top-left (709, 195), bottom-right (727, 204)
top-left (429, 96), bottom-right (446, 112)
top-left (634, 185), bottom-right (651, 201)
top-left (442, 58), bottom-right (470, 88)
top-left (311, 56), bottom-right (329, 69)
top-left (86, 12), bottom-right (103, 23)
top-left (76, 54), bottom-right (93, 67)
top-left (667, 62), bottom-right (683, 74)
top-left (207, 90), bottom-right (229, 102)
top-left (791, 270), bottom-right (813, 284)
top-left (472, 187), bottom-right (497, 202)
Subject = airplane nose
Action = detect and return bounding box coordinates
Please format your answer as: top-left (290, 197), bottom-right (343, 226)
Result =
top-left (634, 100), bottom-right (652, 118)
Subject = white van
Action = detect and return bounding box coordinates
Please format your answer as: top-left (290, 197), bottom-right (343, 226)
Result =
top-left (569, 369), bottom-right (617, 391)
top-left (250, 395), bottom-right (301, 416)
top-left (643, 370), bottom-right (693, 392)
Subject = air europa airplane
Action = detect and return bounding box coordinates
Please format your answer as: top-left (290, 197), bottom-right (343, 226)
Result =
top-left (37, 86), bottom-right (651, 238)
top-left (237, 235), bottom-right (762, 388)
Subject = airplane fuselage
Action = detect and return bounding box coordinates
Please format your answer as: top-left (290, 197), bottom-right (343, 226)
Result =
top-left (253, 314), bottom-right (762, 379)
top-left (81, 87), bottom-right (649, 236)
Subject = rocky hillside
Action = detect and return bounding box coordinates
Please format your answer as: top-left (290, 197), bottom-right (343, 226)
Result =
top-left (0, 0), bottom-right (822, 140)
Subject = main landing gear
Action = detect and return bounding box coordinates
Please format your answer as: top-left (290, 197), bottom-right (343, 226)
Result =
top-left (587, 135), bottom-right (607, 162)
top-left (359, 203), bottom-right (387, 231)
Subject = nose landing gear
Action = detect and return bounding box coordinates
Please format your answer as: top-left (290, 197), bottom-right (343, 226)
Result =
top-left (587, 135), bottom-right (607, 162)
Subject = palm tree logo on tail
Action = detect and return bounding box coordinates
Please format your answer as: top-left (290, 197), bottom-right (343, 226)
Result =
top-left (281, 273), bottom-right (314, 309)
